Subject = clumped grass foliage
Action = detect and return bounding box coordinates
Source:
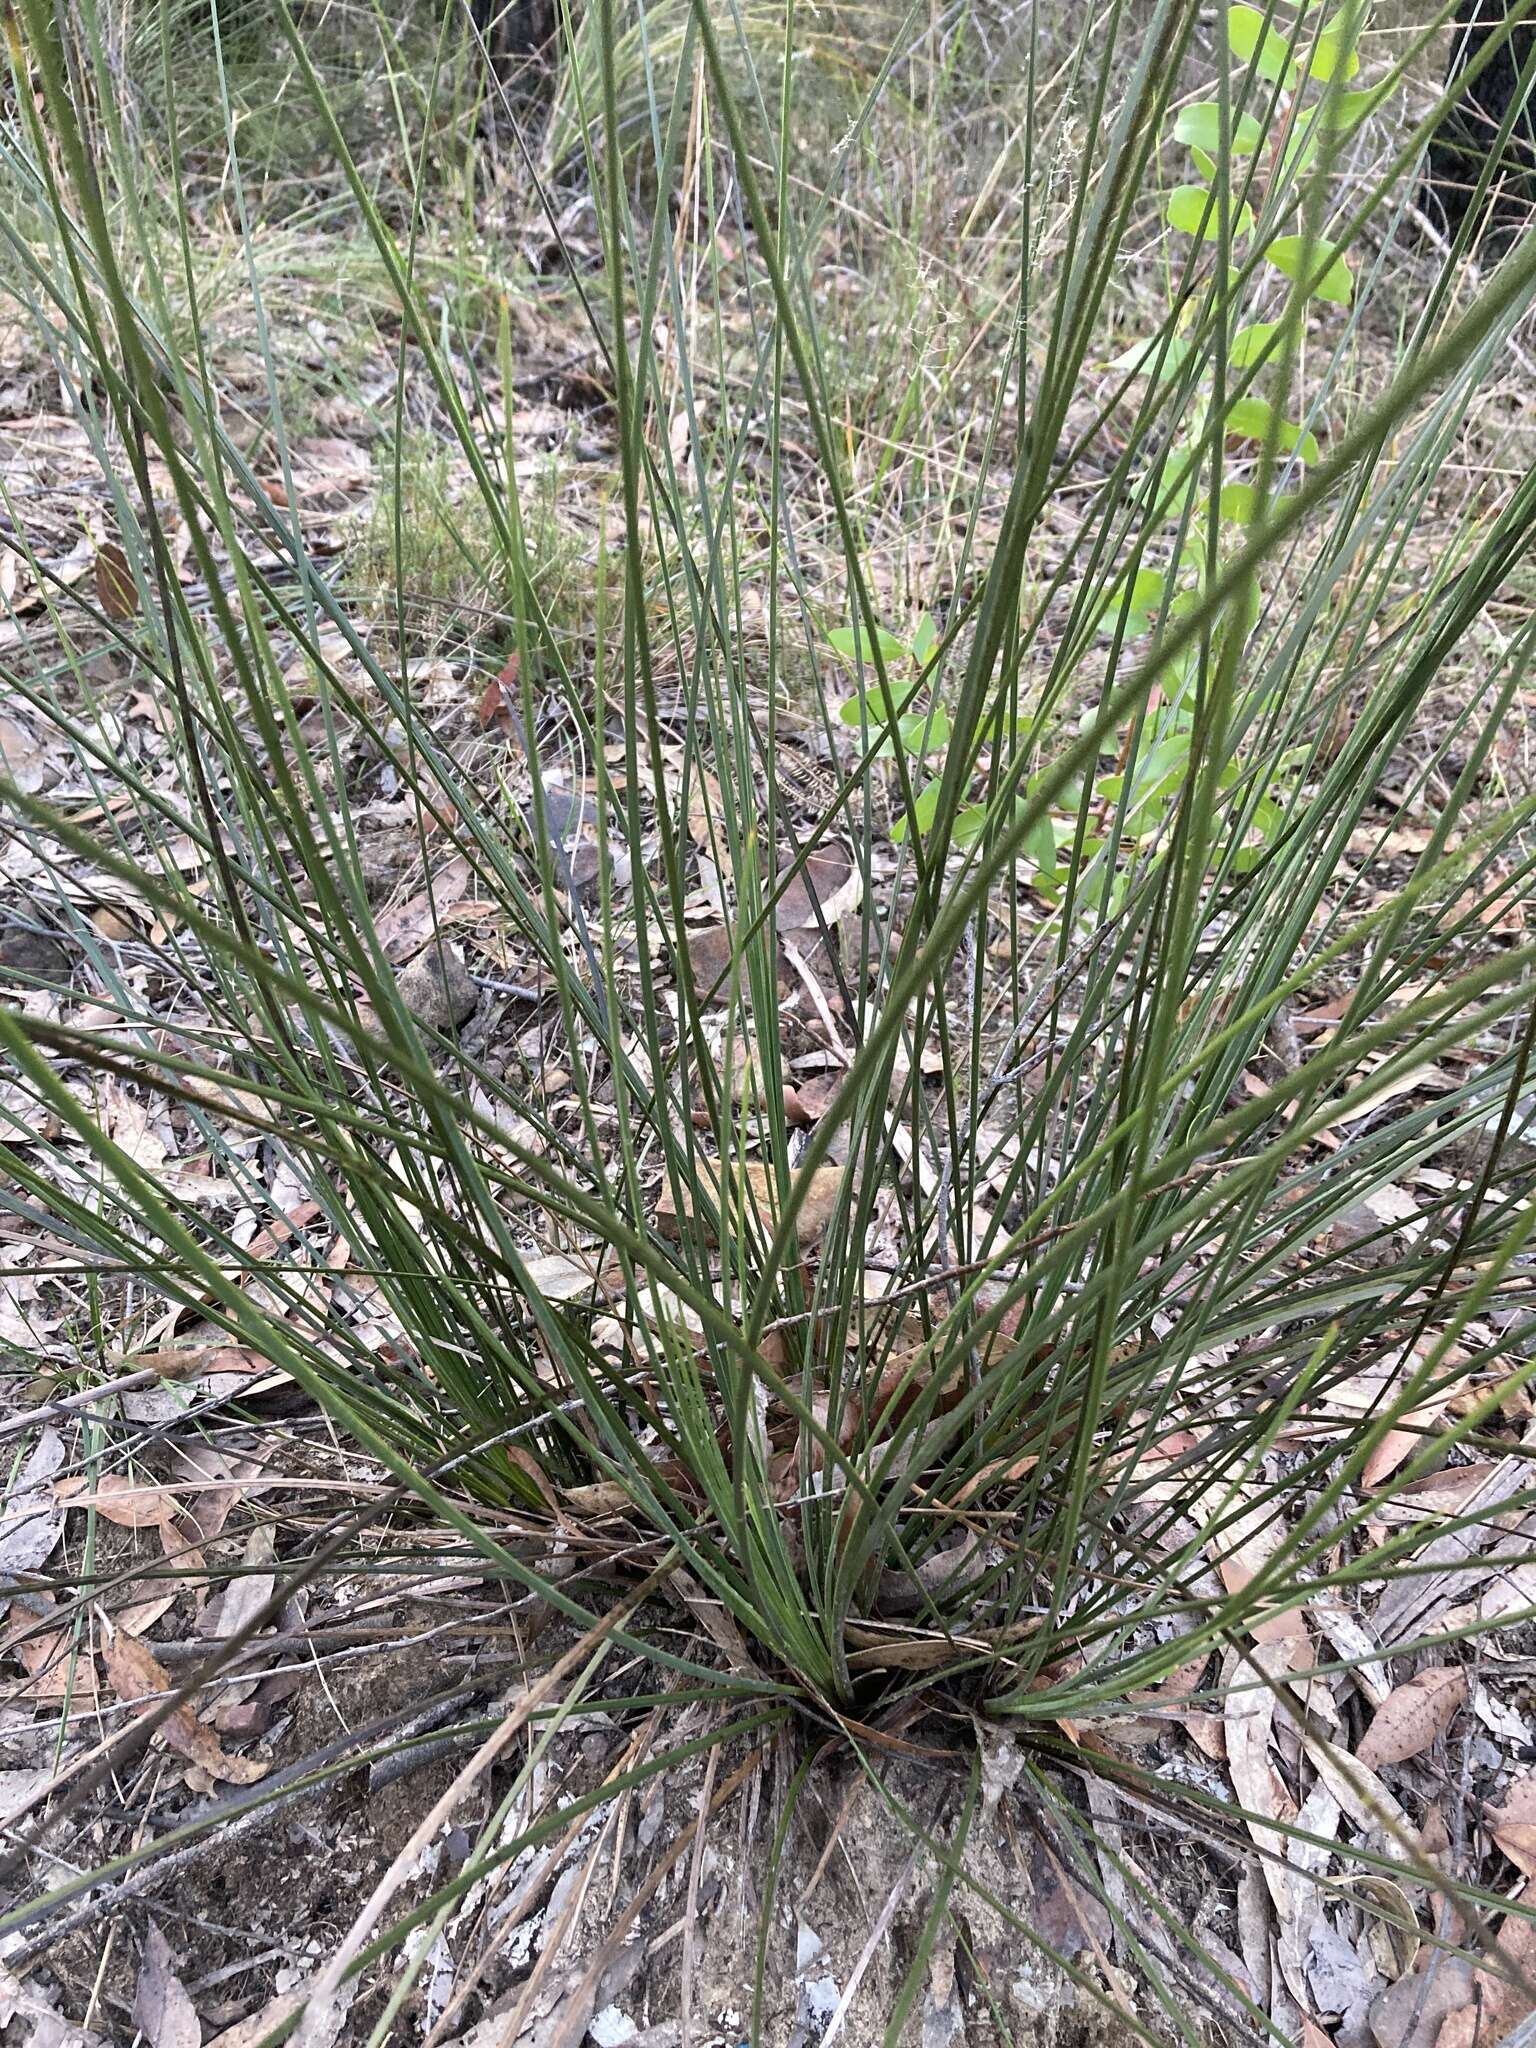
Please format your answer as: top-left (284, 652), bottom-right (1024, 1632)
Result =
top-left (6, 0), bottom-right (1536, 2029)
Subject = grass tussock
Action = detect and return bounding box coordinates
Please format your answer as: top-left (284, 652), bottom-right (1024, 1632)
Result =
top-left (5, 0), bottom-right (1536, 2037)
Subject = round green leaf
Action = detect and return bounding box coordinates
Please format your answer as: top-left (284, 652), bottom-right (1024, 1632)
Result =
top-left (898, 706), bottom-right (950, 753)
top-left (1173, 102), bottom-right (1265, 154)
top-left (1228, 319), bottom-right (1284, 367)
top-left (1264, 234), bottom-right (1353, 304)
top-left (1096, 566), bottom-right (1166, 638)
top-left (1108, 334), bottom-right (1195, 384)
top-left (1224, 394), bottom-right (1321, 463)
top-left (1322, 85), bottom-right (1386, 132)
top-left (891, 778), bottom-right (943, 844)
top-left (1306, 23), bottom-right (1360, 80)
top-left (1167, 184), bottom-right (1255, 241)
top-left (828, 622), bottom-right (910, 665)
top-left (1228, 6), bottom-right (1297, 82)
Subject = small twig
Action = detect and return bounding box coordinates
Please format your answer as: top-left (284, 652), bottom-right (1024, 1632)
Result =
top-left (0, 1366), bottom-right (161, 1440)
top-left (470, 974), bottom-right (546, 1001)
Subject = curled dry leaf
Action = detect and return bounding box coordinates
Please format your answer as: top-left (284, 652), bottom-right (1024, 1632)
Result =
top-left (477, 651), bottom-right (520, 733)
top-left (1357, 1665), bottom-right (1467, 1769)
top-left (130, 1344), bottom-right (272, 1382)
top-left (102, 1631), bottom-right (268, 1785)
top-left (561, 1479), bottom-right (633, 1519)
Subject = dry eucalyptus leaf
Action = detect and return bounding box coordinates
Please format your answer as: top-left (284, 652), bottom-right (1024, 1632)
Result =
top-left (0, 714), bottom-right (53, 795)
top-left (1357, 1665), bottom-right (1467, 1769)
top-left (131, 1345), bottom-right (270, 1382)
top-left (94, 539), bottom-right (139, 621)
top-left (132, 1923), bottom-right (200, 2048)
top-left (778, 840), bottom-right (862, 930)
top-left (655, 1161), bottom-right (846, 1249)
top-left (1489, 1771), bottom-right (1536, 1877)
top-left (103, 1630), bottom-right (268, 1785)
top-left (522, 1252), bottom-right (612, 1303)
top-left (55, 1473), bottom-right (177, 1531)
top-left (373, 855), bottom-right (473, 963)
top-left (561, 1480), bottom-right (633, 1518)
top-left (199, 1523), bottom-right (278, 1642)
top-left (1368, 1958), bottom-right (1474, 2048)
top-left (205, 1994), bottom-right (308, 2048)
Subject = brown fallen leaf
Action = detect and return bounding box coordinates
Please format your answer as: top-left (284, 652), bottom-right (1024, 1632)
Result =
top-left (561, 1479), bottom-right (634, 1518)
top-left (54, 1473), bottom-right (178, 1531)
top-left (5, 1599), bottom-right (100, 1707)
top-left (132, 1923), bottom-right (199, 2048)
top-left (129, 1345), bottom-right (272, 1382)
top-left (197, 1524), bottom-right (278, 1641)
top-left (787, 1072), bottom-right (843, 1123)
top-left (477, 650), bottom-right (520, 733)
top-left (654, 1161), bottom-right (846, 1249)
top-left (504, 1445), bottom-right (556, 1510)
top-left (1489, 1771), bottom-right (1536, 1878)
top-left (674, 922), bottom-right (741, 1005)
top-left (1357, 1665), bottom-right (1467, 1769)
top-left (205, 1993), bottom-right (307, 2048)
top-left (372, 855), bottom-right (473, 963)
top-left (94, 540), bottom-right (139, 621)
top-left (778, 840), bottom-right (862, 930)
top-left (102, 1631), bottom-right (268, 1785)
top-left (1370, 1957), bottom-right (1475, 2048)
